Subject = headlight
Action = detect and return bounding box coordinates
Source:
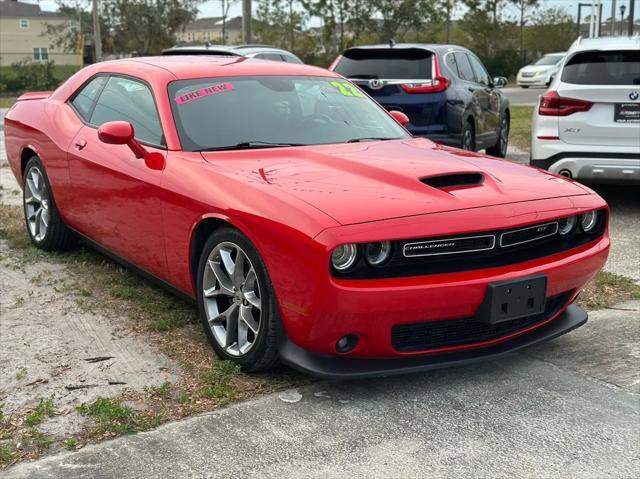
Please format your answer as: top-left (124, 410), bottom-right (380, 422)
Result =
top-left (558, 215), bottom-right (578, 236)
top-left (580, 211), bottom-right (598, 232)
top-left (365, 241), bottom-right (392, 266)
top-left (331, 244), bottom-right (358, 271)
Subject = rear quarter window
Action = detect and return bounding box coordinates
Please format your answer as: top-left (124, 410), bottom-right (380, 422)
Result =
top-left (561, 50), bottom-right (640, 85)
top-left (334, 49), bottom-right (433, 80)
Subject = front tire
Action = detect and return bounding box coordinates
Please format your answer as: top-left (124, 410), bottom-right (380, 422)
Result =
top-left (197, 227), bottom-right (280, 372)
top-left (22, 156), bottom-right (75, 251)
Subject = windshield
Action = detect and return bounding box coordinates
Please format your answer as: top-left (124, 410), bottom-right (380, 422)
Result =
top-left (169, 76), bottom-right (409, 151)
top-left (534, 55), bottom-right (563, 66)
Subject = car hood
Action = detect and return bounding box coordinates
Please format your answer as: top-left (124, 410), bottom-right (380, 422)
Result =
top-left (201, 138), bottom-right (589, 225)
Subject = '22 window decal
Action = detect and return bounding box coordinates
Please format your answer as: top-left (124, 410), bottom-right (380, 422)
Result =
top-left (330, 81), bottom-right (364, 98)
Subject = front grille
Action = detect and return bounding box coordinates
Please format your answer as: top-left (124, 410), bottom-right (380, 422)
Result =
top-left (391, 293), bottom-right (571, 352)
top-left (332, 210), bottom-right (607, 279)
top-left (521, 72), bottom-right (536, 78)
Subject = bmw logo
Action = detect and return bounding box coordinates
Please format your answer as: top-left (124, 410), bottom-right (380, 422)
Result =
top-left (630, 91), bottom-right (639, 101)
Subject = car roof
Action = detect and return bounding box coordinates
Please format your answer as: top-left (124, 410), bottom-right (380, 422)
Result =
top-left (101, 55), bottom-right (333, 80)
top-left (569, 35), bottom-right (640, 53)
top-left (342, 43), bottom-right (466, 54)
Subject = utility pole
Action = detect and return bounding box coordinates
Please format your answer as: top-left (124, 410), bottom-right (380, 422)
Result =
top-left (242, 0), bottom-right (252, 44)
top-left (629, 0), bottom-right (636, 36)
top-left (92, 0), bottom-right (102, 62)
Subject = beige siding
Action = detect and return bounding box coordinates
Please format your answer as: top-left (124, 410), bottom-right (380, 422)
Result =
top-left (176, 28), bottom-right (242, 44)
top-left (0, 16), bottom-right (81, 66)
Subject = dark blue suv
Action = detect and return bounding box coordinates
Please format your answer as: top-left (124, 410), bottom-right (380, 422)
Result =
top-left (330, 44), bottom-right (510, 157)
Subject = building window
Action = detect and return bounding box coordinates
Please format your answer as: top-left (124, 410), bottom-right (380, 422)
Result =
top-left (33, 48), bottom-right (49, 61)
top-left (20, 19), bottom-right (30, 29)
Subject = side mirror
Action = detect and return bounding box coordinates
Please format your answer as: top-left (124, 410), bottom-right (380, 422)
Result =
top-left (98, 121), bottom-right (147, 159)
top-left (492, 76), bottom-right (508, 88)
top-left (389, 110), bottom-right (410, 127)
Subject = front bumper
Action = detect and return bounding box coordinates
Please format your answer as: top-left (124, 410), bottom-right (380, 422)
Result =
top-left (279, 304), bottom-right (587, 379)
top-left (516, 75), bottom-right (548, 87)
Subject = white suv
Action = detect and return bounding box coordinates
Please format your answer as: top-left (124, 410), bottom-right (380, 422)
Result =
top-left (530, 36), bottom-right (640, 184)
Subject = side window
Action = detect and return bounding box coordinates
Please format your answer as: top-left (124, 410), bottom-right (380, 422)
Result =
top-left (90, 76), bottom-right (164, 146)
top-left (444, 53), bottom-right (459, 78)
top-left (454, 53), bottom-right (475, 82)
top-left (468, 55), bottom-right (490, 86)
top-left (70, 76), bottom-right (108, 121)
top-left (283, 54), bottom-right (302, 64)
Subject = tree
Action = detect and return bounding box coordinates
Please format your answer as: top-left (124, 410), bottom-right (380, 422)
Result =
top-left (255, 0), bottom-right (307, 51)
top-left (525, 7), bottom-right (575, 54)
top-left (46, 0), bottom-right (203, 57)
top-left (220, 0), bottom-right (239, 44)
top-left (510, 0), bottom-right (539, 62)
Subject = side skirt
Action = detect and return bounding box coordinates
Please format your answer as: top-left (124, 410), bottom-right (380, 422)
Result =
top-left (69, 228), bottom-right (196, 306)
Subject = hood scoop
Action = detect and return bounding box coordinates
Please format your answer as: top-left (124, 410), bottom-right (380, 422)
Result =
top-left (420, 173), bottom-right (484, 191)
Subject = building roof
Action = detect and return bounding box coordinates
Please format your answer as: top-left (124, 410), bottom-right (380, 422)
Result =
top-left (184, 16), bottom-right (242, 31)
top-left (0, 0), bottom-right (62, 18)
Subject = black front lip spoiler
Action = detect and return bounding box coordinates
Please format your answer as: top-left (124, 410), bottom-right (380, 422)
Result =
top-left (278, 304), bottom-right (587, 379)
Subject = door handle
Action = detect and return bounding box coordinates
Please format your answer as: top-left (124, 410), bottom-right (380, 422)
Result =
top-left (74, 138), bottom-right (87, 150)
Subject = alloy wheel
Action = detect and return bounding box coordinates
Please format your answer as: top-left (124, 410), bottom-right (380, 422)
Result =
top-left (463, 129), bottom-right (474, 150)
top-left (202, 241), bottom-right (262, 356)
top-left (24, 166), bottom-right (50, 242)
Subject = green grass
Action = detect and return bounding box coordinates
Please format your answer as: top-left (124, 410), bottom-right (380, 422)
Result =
top-left (509, 105), bottom-right (534, 151)
top-left (25, 397), bottom-right (55, 427)
top-left (62, 438), bottom-right (78, 449)
top-left (198, 361), bottom-right (241, 403)
top-left (20, 428), bottom-right (53, 449)
top-left (77, 397), bottom-right (160, 437)
top-left (578, 271), bottom-right (640, 310)
top-left (0, 402), bottom-right (4, 421)
top-left (0, 97), bottom-right (16, 108)
top-left (0, 444), bottom-right (12, 463)
top-left (15, 367), bottom-right (28, 381)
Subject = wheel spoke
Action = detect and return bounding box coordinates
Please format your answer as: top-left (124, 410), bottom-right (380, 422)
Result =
top-left (240, 304), bottom-right (259, 334)
top-left (233, 249), bottom-right (246, 287)
top-left (208, 259), bottom-right (234, 293)
top-left (219, 247), bottom-right (236, 277)
top-left (244, 290), bottom-right (261, 310)
top-left (224, 306), bottom-right (239, 349)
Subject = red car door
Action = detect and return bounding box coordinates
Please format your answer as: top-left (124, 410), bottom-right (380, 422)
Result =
top-left (67, 75), bottom-right (168, 279)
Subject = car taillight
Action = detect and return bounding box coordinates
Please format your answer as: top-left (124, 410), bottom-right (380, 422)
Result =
top-left (400, 76), bottom-right (450, 94)
top-left (538, 91), bottom-right (593, 116)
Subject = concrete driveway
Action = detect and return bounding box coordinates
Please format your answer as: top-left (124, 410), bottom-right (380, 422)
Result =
top-left (5, 300), bottom-right (639, 478)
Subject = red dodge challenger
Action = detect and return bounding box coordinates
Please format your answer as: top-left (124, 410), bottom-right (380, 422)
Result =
top-left (4, 56), bottom-right (609, 377)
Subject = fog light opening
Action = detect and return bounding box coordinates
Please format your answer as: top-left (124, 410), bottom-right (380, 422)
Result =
top-left (335, 334), bottom-right (359, 353)
top-left (558, 169), bottom-right (572, 178)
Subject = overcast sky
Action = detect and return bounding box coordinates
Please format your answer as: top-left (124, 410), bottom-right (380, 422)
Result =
top-left (35, 0), bottom-right (640, 24)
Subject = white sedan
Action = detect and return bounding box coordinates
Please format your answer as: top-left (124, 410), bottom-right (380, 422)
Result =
top-left (530, 36), bottom-right (640, 184)
top-left (516, 52), bottom-right (565, 88)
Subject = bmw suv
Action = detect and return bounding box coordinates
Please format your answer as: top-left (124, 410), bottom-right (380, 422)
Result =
top-left (329, 44), bottom-right (510, 157)
top-left (531, 36), bottom-right (640, 184)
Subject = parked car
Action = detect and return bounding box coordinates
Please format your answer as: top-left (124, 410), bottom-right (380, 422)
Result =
top-left (162, 43), bottom-right (303, 63)
top-left (329, 44), bottom-right (510, 157)
top-left (5, 55), bottom-right (609, 377)
top-left (531, 37), bottom-right (640, 184)
top-left (516, 52), bottom-right (566, 88)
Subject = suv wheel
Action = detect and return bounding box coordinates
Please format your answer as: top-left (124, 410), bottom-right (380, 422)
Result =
top-left (461, 121), bottom-right (475, 151)
top-left (486, 113), bottom-right (510, 158)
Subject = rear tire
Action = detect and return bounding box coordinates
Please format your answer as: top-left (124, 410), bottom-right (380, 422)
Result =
top-left (197, 227), bottom-right (280, 372)
top-left (461, 121), bottom-right (475, 151)
top-left (486, 112), bottom-right (510, 158)
top-left (22, 156), bottom-right (76, 251)
top-left (521, 85), bottom-right (529, 89)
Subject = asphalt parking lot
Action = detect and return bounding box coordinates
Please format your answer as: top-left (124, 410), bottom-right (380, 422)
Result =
top-left (1, 121), bottom-right (639, 477)
top-left (502, 86), bottom-right (545, 106)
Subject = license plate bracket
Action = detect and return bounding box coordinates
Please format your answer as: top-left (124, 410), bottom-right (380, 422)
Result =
top-left (477, 275), bottom-right (547, 325)
top-left (614, 103), bottom-right (640, 123)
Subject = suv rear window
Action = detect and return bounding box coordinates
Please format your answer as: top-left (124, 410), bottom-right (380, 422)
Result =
top-left (561, 50), bottom-right (640, 85)
top-left (334, 49), bottom-right (433, 80)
